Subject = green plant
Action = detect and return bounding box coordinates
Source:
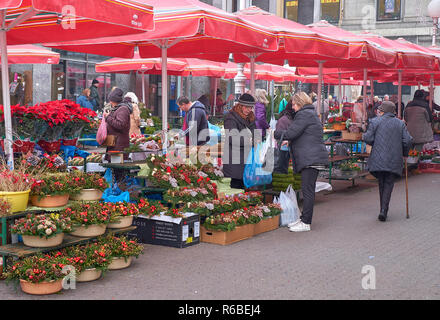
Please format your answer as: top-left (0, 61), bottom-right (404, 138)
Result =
top-left (30, 173), bottom-right (82, 198)
top-left (62, 202), bottom-right (111, 226)
top-left (61, 242), bottom-right (111, 273)
top-left (98, 234), bottom-right (144, 261)
top-left (69, 171), bottom-right (109, 192)
top-left (339, 161), bottom-right (361, 171)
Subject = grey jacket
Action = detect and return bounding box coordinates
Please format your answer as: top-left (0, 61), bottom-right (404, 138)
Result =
top-left (182, 101), bottom-right (210, 146)
top-left (362, 113), bottom-right (413, 177)
top-left (222, 110), bottom-right (257, 180)
top-left (404, 104), bottom-right (433, 145)
top-left (274, 105), bottom-right (329, 173)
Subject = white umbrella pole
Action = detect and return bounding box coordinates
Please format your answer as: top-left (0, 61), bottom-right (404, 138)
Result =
top-left (363, 68), bottom-right (368, 123)
top-left (250, 54), bottom-right (256, 95)
top-left (398, 70), bottom-right (402, 119)
top-left (161, 45), bottom-right (168, 154)
top-left (142, 72), bottom-right (146, 105)
top-left (1, 29), bottom-right (13, 169)
top-left (317, 61), bottom-right (324, 123)
top-left (213, 78), bottom-right (217, 116)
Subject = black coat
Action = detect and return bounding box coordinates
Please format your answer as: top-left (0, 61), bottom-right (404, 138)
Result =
top-left (222, 110), bottom-right (257, 180)
top-left (274, 105), bottom-right (329, 173)
top-left (362, 113), bottom-right (413, 177)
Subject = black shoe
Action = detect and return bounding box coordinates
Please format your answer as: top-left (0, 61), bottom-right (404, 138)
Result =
top-left (378, 210), bottom-right (387, 222)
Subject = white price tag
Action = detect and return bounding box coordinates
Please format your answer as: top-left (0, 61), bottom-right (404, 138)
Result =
top-left (182, 225), bottom-right (189, 242)
top-left (194, 222), bottom-right (200, 238)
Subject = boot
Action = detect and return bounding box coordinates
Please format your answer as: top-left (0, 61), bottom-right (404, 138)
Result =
top-left (378, 209), bottom-right (387, 222)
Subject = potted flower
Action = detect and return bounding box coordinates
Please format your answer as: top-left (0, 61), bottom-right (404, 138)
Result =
top-left (30, 173), bottom-right (79, 208)
top-left (63, 202), bottom-right (110, 237)
top-left (105, 201), bottom-right (140, 229)
top-left (0, 161), bottom-right (36, 213)
top-left (70, 171), bottom-right (109, 201)
top-left (5, 254), bottom-right (71, 295)
top-left (99, 234), bottom-right (144, 270)
top-left (338, 161), bottom-right (362, 178)
top-left (62, 242), bottom-right (111, 282)
top-left (137, 198), bottom-right (165, 218)
top-left (407, 149), bottom-right (420, 164)
top-left (0, 199), bottom-right (10, 217)
top-left (11, 213), bottom-right (72, 247)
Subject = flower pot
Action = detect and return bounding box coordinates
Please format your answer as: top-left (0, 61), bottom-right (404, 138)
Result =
top-left (20, 279), bottom-right (63, 295)
top-left (108, 256), bottom-right (133, 270)
top-left (0, 189), bottom-right (30, 213)
top-left (71, 189), bottom-right (103, 201)
top-left (70, 224), bottom-right (107, 237)
top-left (30, 194), bottom-right (69, 208)
top-left (107, 215), bottom-right (134, 229)
top-left (0, 139), bottom-right (35, 154)
top-left (61, 138), bottom-right (78, 146)
top-left (76, 268), bottom-right (102, 282)
top-left (332, 123), bottom-right (346, 131)
top-left (22, 233), bottom-right (64, 248)
top-left (37, 140), bottom-right (62, 153)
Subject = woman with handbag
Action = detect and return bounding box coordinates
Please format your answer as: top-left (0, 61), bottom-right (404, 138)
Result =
top-left (274, 92), bottom-right (329, 232)
top-left (273, 99), bottom-right (295, 174)
top-left (223, 93), bottom-right (257, 190)
top-left (103, 88), bottom-right (132, 161)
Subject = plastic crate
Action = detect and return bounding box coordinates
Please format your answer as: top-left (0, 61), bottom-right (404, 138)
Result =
top-left (418, 162), bottom-right (440, 173)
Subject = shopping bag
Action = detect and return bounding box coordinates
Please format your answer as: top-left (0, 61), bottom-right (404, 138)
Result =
top-left (269, 115), bottom-right (277, 130)
top-left (243, 143), bottom-right (272, 188)
top-left (96, 117), bottom-right (107, 145)
top-left (275, 185), bottom-right (300, 227)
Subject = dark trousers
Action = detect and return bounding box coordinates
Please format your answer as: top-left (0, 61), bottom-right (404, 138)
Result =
top-left (230, 178), bottom-right (245, 189)
top-left (374, 171), bottom-right (398, 213)
top-left (300, 168), bottom-right (319, 225)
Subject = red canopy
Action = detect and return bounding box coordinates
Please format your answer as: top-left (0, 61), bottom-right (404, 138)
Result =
top-left (224, 62), bottom-right (300, 82)
top-left (2, 44), bottom-right (59, 64)
top-left (0, 0), bottom-right (154, 44)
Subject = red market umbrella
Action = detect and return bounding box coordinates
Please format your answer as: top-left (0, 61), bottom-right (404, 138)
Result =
top-left (224, 61), bottom-right (300, 82)
top-left (47, 0), bottom-right (282, 152)
top-left (2, 44), bottom-right (59, 64)
top-left (0, 0), bottom-right (155, 168)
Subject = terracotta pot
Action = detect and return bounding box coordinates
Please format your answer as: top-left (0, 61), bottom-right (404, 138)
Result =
top-left (108, 256), bottom-right (133, 270)
top-left (107, 215), bottom-right (134, 229)
top-left (30, 194), bottom-right (69, 208)
top-left (71, 189), bottom-right (103, 201)
top-left (70, 224), bottom-right (106, 237)
top-left (76, 268), bottom-right (102, 282)
top-left (20, 279), bottom-right (63, 295)
top-left (22, 233), bottom-right (64, 248)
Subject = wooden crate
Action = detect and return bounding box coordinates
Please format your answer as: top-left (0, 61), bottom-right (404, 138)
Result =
top-left (341, 131), bottom-right (362, 141)
top-left (254, 216), bottom-right (280, 235)
top-left (200, 224), bottom-right (254, 245)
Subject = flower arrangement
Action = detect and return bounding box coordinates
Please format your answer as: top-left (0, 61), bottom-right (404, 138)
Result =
top-left (137, 198), bottom-right (165, 218)
top-left (30, 173), bottom-right (81, 198)
top-left (163, 186), bottom-right (217, 204)
top-left (98, 234), bottom-right (144, 261)
top-left (339, 161), bottom-right (362, 172)
top-left (0, 199), bottom-right (10, 217)
top-left (0, 161), bottom-right (37, 192)
top-left (61, 242), bottom-right (111, 273)
top-left (69, 171), bottom-right (109, 192)
top-left (11, 213), bottom-right (72, 239)
top-left (262, 203), bottom-right (282, 217)
top-left (100, 202), bottom-right (140, 224)
top-left (327, 115), bottom-right (348, 124)
top-left (5, 254), bottom-right (71, 284)
top-left (203, 205), bottom-right (268, 231)
top-left (408, 149), bottom-right (420, 157)
top-left (62, 202), bottom-right (111, 226)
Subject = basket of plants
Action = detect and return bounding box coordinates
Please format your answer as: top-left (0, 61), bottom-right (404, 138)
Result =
top-left (62, 202), bottom-right (110, 237)
top-left (69, 171), bottom-right (109, 201)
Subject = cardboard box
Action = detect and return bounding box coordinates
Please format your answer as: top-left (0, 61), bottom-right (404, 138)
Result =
top-left (341, 131), bottom-right (362, 141)
top-left (254, 216), bottom-right (280, 235)
top-left (200, 224), bottom-right (254, 245)
top-left (128, 213), bottom-right (200, 248)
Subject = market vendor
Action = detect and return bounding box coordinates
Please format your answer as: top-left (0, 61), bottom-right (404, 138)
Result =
top-left (176, 96), bottom-right (210, 147)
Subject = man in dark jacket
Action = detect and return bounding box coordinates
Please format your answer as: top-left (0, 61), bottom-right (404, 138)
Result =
top-left (362, 101), bottom-right (413, 222)
top-left (89, 79), bottom-right (101, 112)
top-left (406, 89), bottom-right (433, 122)
top-left (177, 96), bottom-right (210, 147)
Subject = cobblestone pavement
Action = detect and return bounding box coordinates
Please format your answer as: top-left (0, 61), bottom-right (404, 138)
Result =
top-left (1, 173), bottom-right (439, 300)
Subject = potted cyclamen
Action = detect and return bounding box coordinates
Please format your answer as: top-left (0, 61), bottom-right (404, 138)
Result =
top-left (99, 234), bottom-right (144, 270)
top-left (63, 202), bottom-right (110, 237)
top-left (70, 171), bottom-right (109, 201)
top-left (5, 254), bottom-right (71, 295)
top-left (63, 242), bottom-right (111, 282)
top-left (106, 201), bottom-right (140, 229)
top-left (11, 213), bottom-right (72, 247)
top-left (30, 173), bottom-right (80, 208)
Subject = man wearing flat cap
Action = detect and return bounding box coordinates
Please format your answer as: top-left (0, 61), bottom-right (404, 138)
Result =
top-left (89, 79), bottom-right (101, 111)
top-left (362, 101), bottom-right (413, 222)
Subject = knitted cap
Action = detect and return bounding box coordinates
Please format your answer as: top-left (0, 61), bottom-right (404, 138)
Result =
top-left (108, 88), bottom-right (124, 103)
top-left (92, 79), bottom-right (99, 85)
top-left (237, 93), bottom-right (256, 107)
top-left (378, 101), bottom-right (396, 114)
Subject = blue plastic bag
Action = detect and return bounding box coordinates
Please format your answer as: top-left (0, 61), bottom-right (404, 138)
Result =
top-left (243, 143), bottom-right (273, 188)
top-left (207, 122), bottom-right (222, 146)
top-left (102, 185), bottom-right (130, 203)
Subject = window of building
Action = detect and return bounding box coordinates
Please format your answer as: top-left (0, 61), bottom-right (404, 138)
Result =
top-left (284, 0), bottom-right (340, 24)
top-left (377, 0), bottom-right (402, 21)
top-left (252, 0), bottom-right (270, 12)
top-left (285, 0), bottom-right (298, 22)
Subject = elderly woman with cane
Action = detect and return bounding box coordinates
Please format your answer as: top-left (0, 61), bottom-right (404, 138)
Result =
top-left (362, 101), bottom-right (413, 222)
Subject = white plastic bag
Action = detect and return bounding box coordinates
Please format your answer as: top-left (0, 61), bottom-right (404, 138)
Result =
top-left (269, 115), bottom-right (277, 130)
top-left (315, 181), bottom-right (332, 193)
top-left (275, 185), bottom-right (300, 227)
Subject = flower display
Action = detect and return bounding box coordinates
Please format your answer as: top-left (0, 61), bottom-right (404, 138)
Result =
top-left (339, 161), bottom-right (362, 172)
top-left (163, 186), bottom-right (217, 204)
top-left (5, 254), bottom-right (71, 284)
top-left (0, 199), bottom-right (11, 217)
top-left (69, 171), bottom-right (109, 192)
top-left (62, 202), bottom-right (111, 226)
top-left (98, 234), bottom-right (144, 261)
top-left (0, 161), bottom-right (36, 192)
top-left (100, 202), bottom-right (140, 224)
top-left (137, 198), bottom-right (165, 218)
top-left (61, 242), bottom-right (111, 273)
top-left (30, 173), bottom-right (82, 198)
top-left (11, 213), bottom-right (72, 239)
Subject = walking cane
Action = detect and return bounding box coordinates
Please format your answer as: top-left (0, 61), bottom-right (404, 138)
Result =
top-left (405, 158), bottom-right (410, 219)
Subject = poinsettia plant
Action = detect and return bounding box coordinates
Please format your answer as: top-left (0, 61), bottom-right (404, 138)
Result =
top-left (62, 202), bottom-right (111, 226)
top-left (11, 213), bottom-right (72, 239)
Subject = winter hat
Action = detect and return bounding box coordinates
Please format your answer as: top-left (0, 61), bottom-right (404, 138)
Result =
top-left (414, 89), bottom-right (426, 99)
top-left (237, 93), bottom-right (256, 107)
top-left (378, 101), bottom-right (396, 114)
top-left (92, 79), bottom-right (99, 85)
top-left (108, 88), bottom-right (124, 103)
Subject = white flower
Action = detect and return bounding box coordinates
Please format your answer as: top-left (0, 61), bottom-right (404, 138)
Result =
top-left (190, 191), bottom-right (197, 197)
top-left (262, 206), bottom-right (270, 213)
top-left (45, 229), bottom-right (53, 235)
top-left (214, 169), bottom-right (224, 177)
top-left (198, 171), bottom-right (208, 178)
top-left (206, 203), bottom-right (214, 211)
top-left (37, 224), bottom-right (44, 230)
